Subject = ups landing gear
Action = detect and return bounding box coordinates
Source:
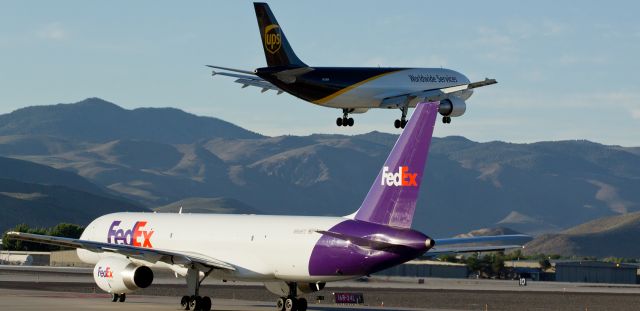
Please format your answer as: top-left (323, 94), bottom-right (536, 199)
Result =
top-left (180, 265), bottom-right (213, 311)
top-left (336, 108), bottom-right (354, 127)
top-left (276, 282), bottom-right (308, 311)
top-left (394, 106), bottom-right (408, 129)
top-left (442, 116), bottom-right (452, 124)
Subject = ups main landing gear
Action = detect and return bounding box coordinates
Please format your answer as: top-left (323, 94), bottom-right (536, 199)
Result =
top-left (276, 282), bottom-right (308, 311)
top-left (180, 265), bottom-right (214, 311)
top-left (336, 108), bottom-right (354, 127)
top-left (394, 106), bottom-right (408, 129)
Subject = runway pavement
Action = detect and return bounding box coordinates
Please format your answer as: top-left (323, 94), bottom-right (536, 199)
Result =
top-left (1, 265), bottom-right (640, 310)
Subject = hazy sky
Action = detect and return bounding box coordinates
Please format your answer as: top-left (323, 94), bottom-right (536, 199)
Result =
top-left (1, 1), bottom-right (638, 146)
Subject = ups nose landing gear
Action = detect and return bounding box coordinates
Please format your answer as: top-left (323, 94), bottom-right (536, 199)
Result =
top-left (394, 106), bottom-right (408, 129)
top-left (336, 108), bottom-right (354, 127)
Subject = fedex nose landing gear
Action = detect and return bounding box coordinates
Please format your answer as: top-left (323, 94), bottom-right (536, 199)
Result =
top-left (336, 109), bottom-right (354, 127)
top-left (394, 106), bottom-right (408, 129)
top-left (275, 282), bottom-right (308, 311)
top-left (442, 116), bottom-right (451, 124)
top-left (111, 293), bottom-right (125, 302)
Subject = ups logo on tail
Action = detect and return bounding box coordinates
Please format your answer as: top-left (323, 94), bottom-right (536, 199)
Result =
top-left (264, 24), bottom-right (282, 54)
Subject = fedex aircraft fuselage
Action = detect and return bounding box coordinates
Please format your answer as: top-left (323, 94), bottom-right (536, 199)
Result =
top-left (79, 214), bottom-right (430, 283)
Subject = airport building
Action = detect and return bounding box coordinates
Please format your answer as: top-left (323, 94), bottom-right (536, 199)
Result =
top-left (0, 251), bottom-right (50, 266)
top-left (555, 261), bottom-right (638, 284)
top-left (375, 260), bottom-right (469, 279)
top-left (49, 250), bottom-right (93, 267)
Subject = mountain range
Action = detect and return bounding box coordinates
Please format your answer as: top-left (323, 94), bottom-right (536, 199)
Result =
top-left (0, 156), bottom-right (146, 231)
top-left (0, 98), bottom-right (638, 243)
top-left (524, 211), bottom-right (640, 258)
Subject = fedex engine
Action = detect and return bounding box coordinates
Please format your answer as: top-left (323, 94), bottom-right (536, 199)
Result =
top-left (93, 256), bottom-right (154, 294)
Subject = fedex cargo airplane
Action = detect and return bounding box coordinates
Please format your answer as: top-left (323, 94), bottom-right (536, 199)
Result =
top-left (209, 3), bottom-right (497, 129)
top-left (8, 102), bottom-right (528, 311)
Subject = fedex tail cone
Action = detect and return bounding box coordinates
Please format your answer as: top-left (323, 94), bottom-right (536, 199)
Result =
top-left (354, 102), bottom-right (439, 228)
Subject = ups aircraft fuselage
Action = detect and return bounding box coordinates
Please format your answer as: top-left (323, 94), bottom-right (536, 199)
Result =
top-left (255, 66), bottom-right (473, 110)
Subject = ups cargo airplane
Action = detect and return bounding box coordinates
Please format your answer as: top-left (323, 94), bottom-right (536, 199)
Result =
top-left (8, 102), bottom-right (529, 311)
top-left (209, 3), bottom-right (497, 129)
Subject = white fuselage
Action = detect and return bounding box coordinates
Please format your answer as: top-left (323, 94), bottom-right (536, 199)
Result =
top-left (314, 68), bottom-right (472, 109)
top-left (78, 213), bottom-right (349, 282)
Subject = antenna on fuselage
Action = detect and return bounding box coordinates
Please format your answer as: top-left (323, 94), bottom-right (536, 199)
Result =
top-left (178, 206), bottom-right (183, 214)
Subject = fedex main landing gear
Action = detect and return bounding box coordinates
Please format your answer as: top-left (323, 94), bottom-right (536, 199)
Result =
top-left (180, 265), bottom-right (213, 311)
top-left (276, 282), bottom-right (308, 311)
top-left (181, 295), bottom-right (211, 311)
top-left (394, 106), bottom-right (408, 129)
top-left (336, 108), bottom-right (354, 127)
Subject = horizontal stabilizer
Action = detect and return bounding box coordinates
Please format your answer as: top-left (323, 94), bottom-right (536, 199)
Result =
top-left (435, 234), bottom-right (531, 246)
top-left (209, 66), bottom-right (282, 93)
top-left (206, 65), bottom-right (255, 75)
top-left (424, 234), bottom-right (531, 257)
top-left (426, 244), bottom-right (525, 256)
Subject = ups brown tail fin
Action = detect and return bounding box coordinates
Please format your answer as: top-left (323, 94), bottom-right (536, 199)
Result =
top-left (254, 2), bottom-right (306, 68)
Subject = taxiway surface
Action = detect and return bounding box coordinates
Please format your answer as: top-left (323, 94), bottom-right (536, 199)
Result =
top-left (1, 266), bottom-right (640, 310)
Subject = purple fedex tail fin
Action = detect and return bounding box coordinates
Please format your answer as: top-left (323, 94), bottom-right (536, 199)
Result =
top-left (353, 102), bottom-right (438, 228)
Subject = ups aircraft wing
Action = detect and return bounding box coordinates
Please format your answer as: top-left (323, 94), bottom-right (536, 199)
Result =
top-left (6, 231), bottom-right (235, 271)
top-left (380, 78), bottom-right (497, 108)
top-left (425, 234), bottom-right (531, 257)
top-left (207, 65), bottom-right (283, 94)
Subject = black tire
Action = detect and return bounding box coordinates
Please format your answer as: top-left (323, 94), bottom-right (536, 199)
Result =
top-left (401, 119), bottom-right (407, 128)
top-left (342, 117), bottom-right (348, 127)
top-left (298, 298), bottom-right (308, 311)
top-left (201, 296), bottom-right (212, 311)
top-left (394, 119), bottom-right (401, 128)
top-left (195, 296), bottom-right (203, 311)
top-left (347, 118), bottom-right (354, 126)
top-left (111, 293), bottom-right (119, 302)
top-left (189, 295), bottom-right (198, 310)
top-left (284, 298), bottom-right (296, 311)
top-left (118, 293), bottom-right (126, 303)
top-left (181, 295), bottom-right (190, 309)
top-left (276, 297), bottom-right (286, 311)
top-left (336, 117), bottom-right (343, 126)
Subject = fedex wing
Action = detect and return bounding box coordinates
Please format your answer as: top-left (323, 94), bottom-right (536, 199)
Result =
top-left (6, 231), bottom-right (235, 270)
